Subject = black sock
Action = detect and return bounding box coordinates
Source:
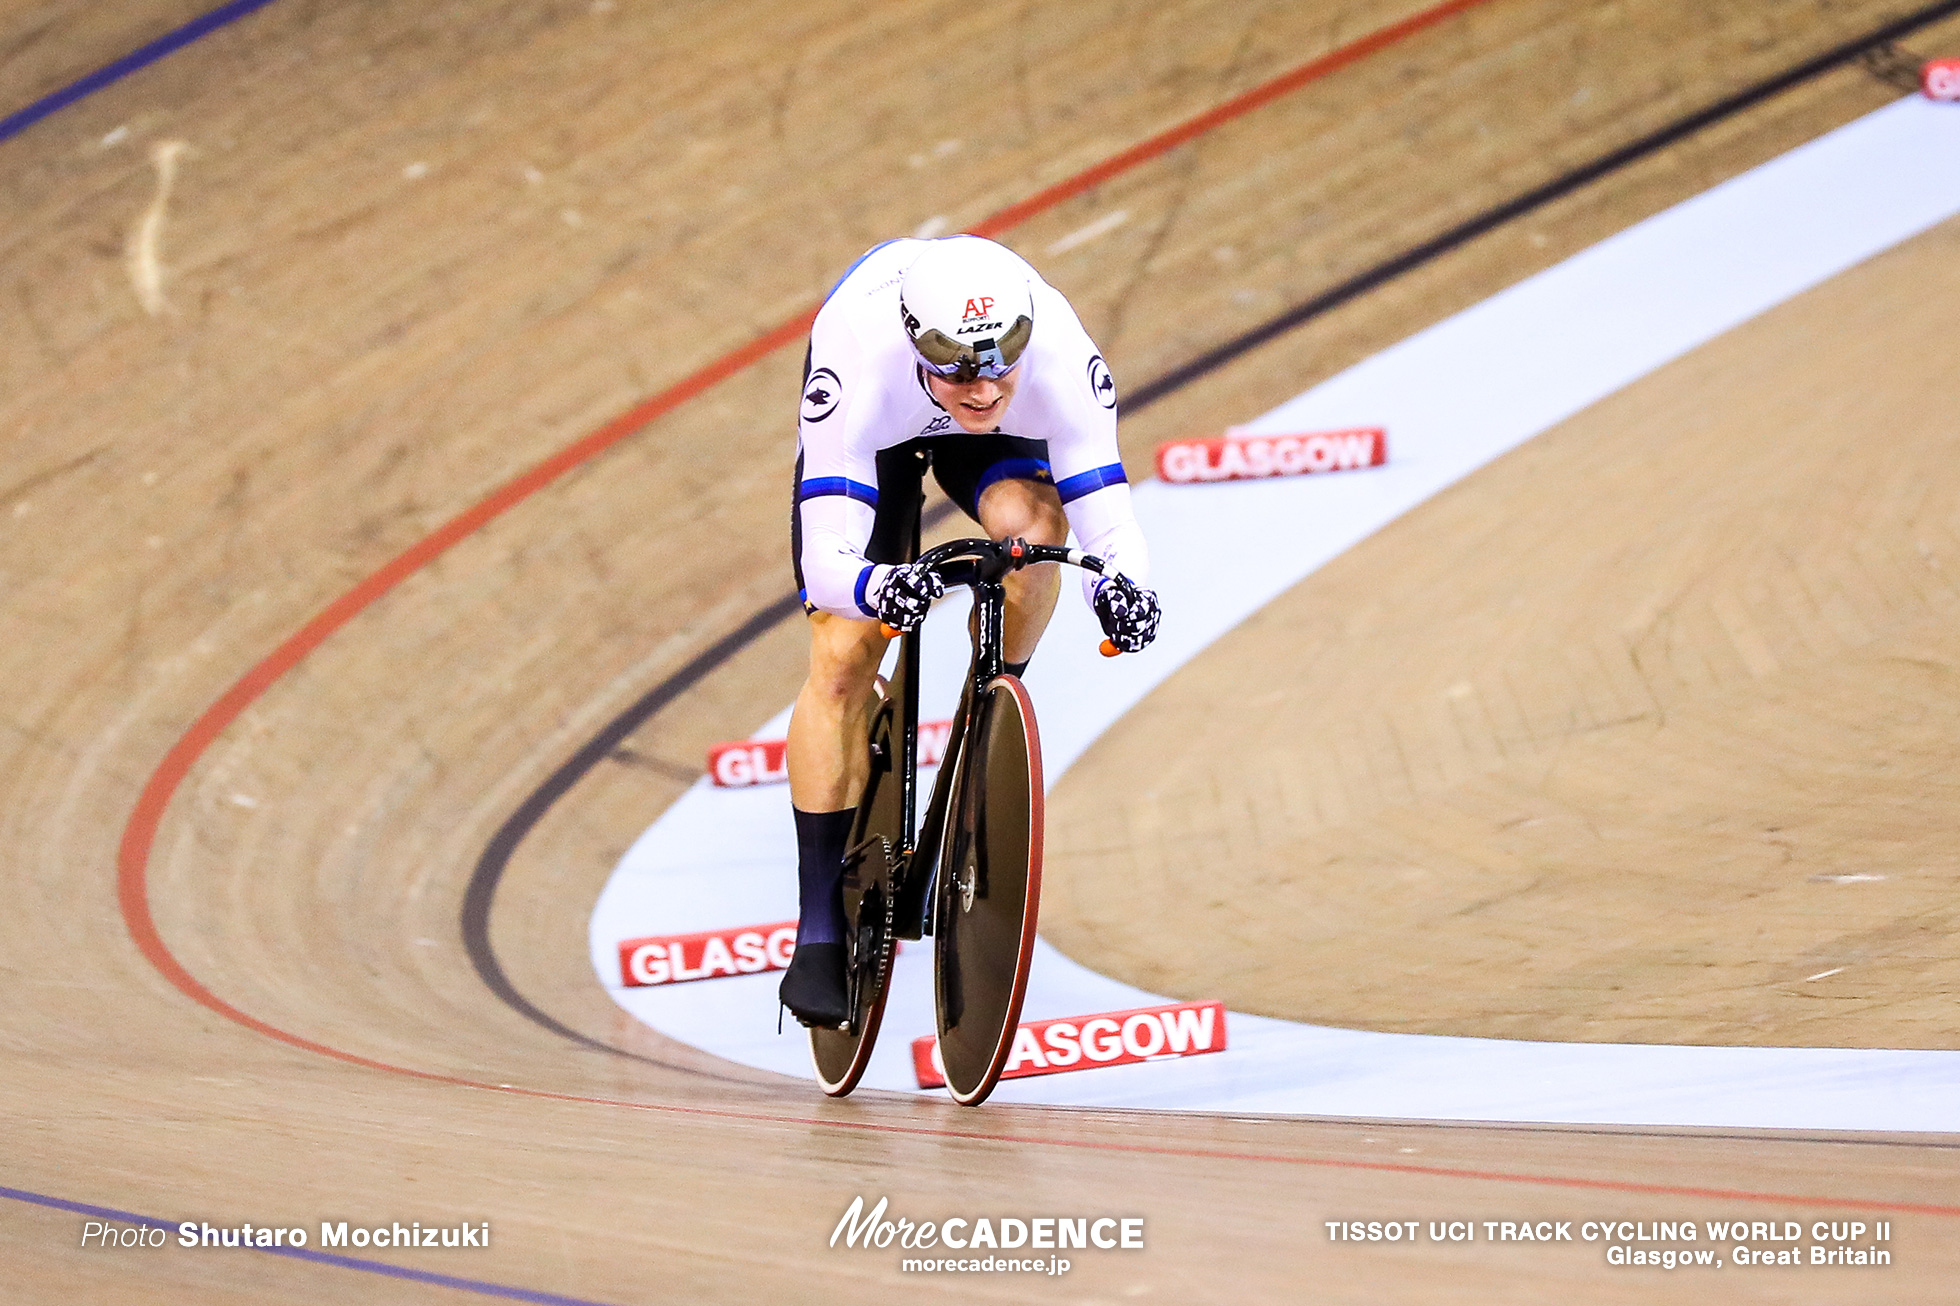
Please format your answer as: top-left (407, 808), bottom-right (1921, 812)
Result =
top-left (793, 807), bottom-right (854, 945)
top-left (1005, 658), bottom-right (1030, 679)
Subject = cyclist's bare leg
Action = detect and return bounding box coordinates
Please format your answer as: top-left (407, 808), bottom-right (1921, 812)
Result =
top-left (787, 611), bottom-right (889, 811)
top-left (975, 477), bottom-right (1070, 667)
top-left (781, 610), bottom-right (889, 1024)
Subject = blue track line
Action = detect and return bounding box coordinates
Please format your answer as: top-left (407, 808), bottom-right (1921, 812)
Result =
top-left (0, 1183), bottom-right (626, 1306)
top-left (0, 0), bottom-right (283, 146)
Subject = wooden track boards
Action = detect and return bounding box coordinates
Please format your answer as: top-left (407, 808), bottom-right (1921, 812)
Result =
top-left (1048, 213), bottom-right (1960, 1049)
top-left (3, 1), bottom-right (1959, 1301)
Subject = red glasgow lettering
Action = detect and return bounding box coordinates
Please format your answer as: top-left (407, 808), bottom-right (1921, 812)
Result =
top-left (1155, 429), bottom-right (1386, 484)
top-left (912, 1000), bottom-right (1227, 1087)
top-left (618, 921), bottom-right (798, 987)
top-left (709, 722), bottom-right (953, 786)
top-left (1927, 58), bottom-right (1960, 101)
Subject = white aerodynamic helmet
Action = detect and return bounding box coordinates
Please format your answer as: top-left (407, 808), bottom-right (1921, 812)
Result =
top-left (898, 237), bottom-right (1034, 383)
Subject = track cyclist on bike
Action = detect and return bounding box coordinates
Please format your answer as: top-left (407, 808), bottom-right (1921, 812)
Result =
top-left (779, 235), bottom-right (1161, 1027)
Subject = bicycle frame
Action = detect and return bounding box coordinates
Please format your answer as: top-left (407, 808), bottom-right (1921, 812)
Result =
top-left (884, 557), bottom-right (991, 939)
top-left (816, 536), bottom-right (1112, 1087)
top-left (881, 538), bottom-right (1103, 939)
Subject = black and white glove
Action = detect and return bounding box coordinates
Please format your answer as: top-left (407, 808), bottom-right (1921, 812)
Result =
top-left (874, 560), bottom-right (944, 631)
top-left (1093, 577), bottom-right (1161, 653)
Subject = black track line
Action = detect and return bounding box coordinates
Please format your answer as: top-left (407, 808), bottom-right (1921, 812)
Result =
top-left (461, 595), bottom-right (803, 1065)
top-left (462, 3), bottom-right (1960, 1085)
top-left (1126, 0), bottom-right (1960, 409)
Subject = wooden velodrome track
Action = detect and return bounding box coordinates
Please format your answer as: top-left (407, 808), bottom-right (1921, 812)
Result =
top-left (4, 1), bottom-right (1959, 1302)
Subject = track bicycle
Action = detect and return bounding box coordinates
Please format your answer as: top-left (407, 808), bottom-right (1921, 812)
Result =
top-left (808, 535), bottom-right (1129, 1105)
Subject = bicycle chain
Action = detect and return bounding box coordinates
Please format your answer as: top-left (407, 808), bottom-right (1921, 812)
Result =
top-left (872, 878), bottom-right (897, 1004)
top-left (843, 837), bottom-right (899, 1037)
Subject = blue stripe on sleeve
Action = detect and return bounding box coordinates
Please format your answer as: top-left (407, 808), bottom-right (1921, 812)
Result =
top-left (853, 566), bottom-right (878, 619)
top-left (798, 477), bottom-right (879, 507)
top-left (1055, 463), bottom-right (1129, 504)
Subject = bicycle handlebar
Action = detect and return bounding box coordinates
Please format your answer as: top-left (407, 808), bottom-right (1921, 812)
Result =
top-left (913, 536), bottom-right (1108, 581)
top-left (880, 537), bottom-right (1135, 656)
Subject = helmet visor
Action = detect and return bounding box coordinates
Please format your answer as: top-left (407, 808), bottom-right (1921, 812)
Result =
top-left (910, 315), bottom-right (1032, 383)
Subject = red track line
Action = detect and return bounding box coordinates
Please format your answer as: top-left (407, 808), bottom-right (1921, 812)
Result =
top-left (113, 0), bottom-right (1946, 1210)
top-left (437, 1086), bottom-right (1960, 1217)
top-left (118, 0), bottom-right (1497, 1034)
top-left (968, 0), bottom-right (1496, 237)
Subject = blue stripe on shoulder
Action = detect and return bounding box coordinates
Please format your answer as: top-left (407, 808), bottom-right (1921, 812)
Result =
top-left (798, 477), bottom-right (879, 507)
top-left (824, 240), bottom-right (901, 304)
top-left (853, 566), bottom-right (878, 619)
top-left (1055, 463), bottom-right (1128, 504)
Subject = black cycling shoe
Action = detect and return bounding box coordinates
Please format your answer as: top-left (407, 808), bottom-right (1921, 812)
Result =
top-left (778, 942), bottom-right (849, 1028)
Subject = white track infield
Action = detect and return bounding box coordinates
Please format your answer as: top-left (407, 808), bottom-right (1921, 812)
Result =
top-left (591, 97), bottom-right (1960, 1129)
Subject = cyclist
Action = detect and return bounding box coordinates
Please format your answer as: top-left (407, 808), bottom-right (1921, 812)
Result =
top-left (780, 234), bottom-right (1161, 1026)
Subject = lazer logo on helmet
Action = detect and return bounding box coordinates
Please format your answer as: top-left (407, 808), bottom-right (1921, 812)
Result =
top-left (962, 296), bottom-right (996, 320)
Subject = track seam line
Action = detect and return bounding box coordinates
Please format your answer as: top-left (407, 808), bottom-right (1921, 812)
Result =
top-left (471, 0), bottom-right (1960, 1099)
top-left (113, 0), bottom-right (1497, 1111)
top-left (108, 0), bottom-right (1960, 1207)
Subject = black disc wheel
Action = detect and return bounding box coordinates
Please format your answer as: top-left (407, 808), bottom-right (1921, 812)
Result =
top-left (932, 675), bottom-right (1043, 1106)
top-left (810, 683), bottom-right (904, 1096)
